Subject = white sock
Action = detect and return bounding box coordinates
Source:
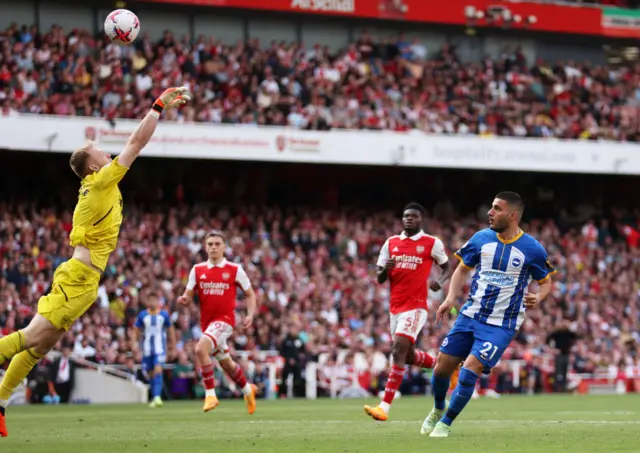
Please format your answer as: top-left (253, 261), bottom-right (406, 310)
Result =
top-left (379, 401), bottom-right (391, 413)
top-left (0, 399), bottom-right (7, 409)
top-left (241, 383), bottom-right (253, 396)
top-left (205, 388), bottom-right (217, 398)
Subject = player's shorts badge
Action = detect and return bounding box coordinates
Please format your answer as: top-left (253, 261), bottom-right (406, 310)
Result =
top-left (416, 245), bottom-right (425, 254)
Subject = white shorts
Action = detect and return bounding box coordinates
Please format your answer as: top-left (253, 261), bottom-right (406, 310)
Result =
top-left (203, 321), bottom-right (233, 361)
top-left (390, 308), bottom-right (427, 343)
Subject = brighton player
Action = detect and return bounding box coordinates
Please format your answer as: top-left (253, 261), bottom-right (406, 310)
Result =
top-left (132, 291), bottom-right (176, 408)
top-left (0, 87), bottom-right (189, 437)
top-left (178, 231), bottom-right (258, 414)
top-left (423, 192), bottom-right (555, 438)
top-left (364, 203), bottom-right (451, 421)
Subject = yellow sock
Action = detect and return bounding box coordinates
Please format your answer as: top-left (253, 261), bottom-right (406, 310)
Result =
top-left (0, 331), bottom-right (25, 366)
top-left (0, 349), bottom-right (43, 401)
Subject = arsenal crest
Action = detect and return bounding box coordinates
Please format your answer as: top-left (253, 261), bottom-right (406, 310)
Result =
top-left (416, 245), bottom-right (425, 254)
top-left (222, 273), bottom-right (230, 280)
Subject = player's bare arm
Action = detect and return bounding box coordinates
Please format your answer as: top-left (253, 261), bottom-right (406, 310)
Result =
top-left (429, 261), bottom-right (453, 292)
top-left (118, 87), bottom-right (191, 168)
top-left (130, 326), bottom-right (140, 353)
top-left (243, 287), bottom-right (258, 329)
top-left (524, 277), bottom-right (552, 309)
top-left (177, 289), bottom-right (194, 306)
top-left (436, 262), bottom-right (472, 323)
top-left (377, 259), bottom-right (396, 284)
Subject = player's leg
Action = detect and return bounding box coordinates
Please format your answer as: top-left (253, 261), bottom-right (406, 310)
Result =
top-left (364, 309), bottom-right (426, 421)
top-left (0, 315), bottom-right (65, 437)
top-left (212, 321), bottom-right (257, 414)
top-left (195, 334), bottom-right (217, 412)
top-left (406, 344), bottom-right (436, 369)
top-left (0, 262), bottom-right (98, 435)
top-left (432, 321), bottom-right (515, 438)
top-left (145, 355), bottom-right (164, 408)
top-left (420, 315), bottom-right (473, 435)
top-left (218, 355), bottom-right (257, 415)
top-left (0, 313), bottom-right (56, 366)
top-left (151, 361), bottom-right (165, 406)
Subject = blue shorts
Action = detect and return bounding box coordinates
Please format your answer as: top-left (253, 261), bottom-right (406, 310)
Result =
top-left (142, 354), bottom-right (166, 372)
top-left (439, 315), bottom-right (515, 371)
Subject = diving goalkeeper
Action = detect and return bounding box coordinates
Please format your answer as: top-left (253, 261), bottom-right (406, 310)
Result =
top-left (0, 87), bottom-right (190, 437)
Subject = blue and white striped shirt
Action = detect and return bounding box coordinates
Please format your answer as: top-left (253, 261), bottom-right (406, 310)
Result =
top-left (455, 229), bottom-right (555, 330)
top-left (135, 309), bottom-right (171, 357)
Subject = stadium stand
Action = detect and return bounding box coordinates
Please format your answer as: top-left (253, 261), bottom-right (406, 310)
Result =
top-left (0, 152), bottom-right (638, 399)
top-left (3, 23), bottom-right (640, 141)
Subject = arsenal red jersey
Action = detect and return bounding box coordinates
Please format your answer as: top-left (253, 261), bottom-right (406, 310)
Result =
top-left (186, 259), bottom-right (251, 329)
top-left (377, 231), bottom-right (448, 314)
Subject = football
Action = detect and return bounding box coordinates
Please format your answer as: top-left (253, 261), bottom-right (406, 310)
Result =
top-left (104, 9), bottom-right (140, 44)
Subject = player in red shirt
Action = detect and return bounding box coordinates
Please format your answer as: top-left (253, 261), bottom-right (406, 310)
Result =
top-left (178, 231), bottom-right (258, 414)
top-left (364, 203), bottom-right (452, 421)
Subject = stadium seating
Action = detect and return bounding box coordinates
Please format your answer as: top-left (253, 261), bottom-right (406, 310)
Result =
top-left (3, 23), bottom-right (640, 141)
top-left (2, 19), bottom-right (640, 397)
top-left (0, 191), bottom-right (638, 396)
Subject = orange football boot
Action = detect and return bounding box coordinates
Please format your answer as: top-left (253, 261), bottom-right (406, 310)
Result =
top-left (364, 405), bottom-right (388, 421)
top-left (202, 395), bottom-right (220, 413)
top-left (450, 365), bottom-right (462, 391)
top-left (0, 412), bottom-right (7, 437)
top-left (244, 384), bottom-right (258, 415)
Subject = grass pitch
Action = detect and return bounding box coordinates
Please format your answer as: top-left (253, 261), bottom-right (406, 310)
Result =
top-left (3, 394), bottom-right (640, 453)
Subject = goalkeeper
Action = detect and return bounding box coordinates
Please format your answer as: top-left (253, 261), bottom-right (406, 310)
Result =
top-left (0, 87), bottom-right (190, 437)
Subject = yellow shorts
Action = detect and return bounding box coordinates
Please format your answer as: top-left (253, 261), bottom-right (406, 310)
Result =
top-left (37, 258), bottom-right (101, 331)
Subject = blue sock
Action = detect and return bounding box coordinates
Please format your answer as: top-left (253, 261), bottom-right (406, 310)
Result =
top-left (431, 374), bottom-right (450, 410)
top-left (442, 368), bottom-right (478, 426)
top-left (152, 373), bottom-right (163, 398)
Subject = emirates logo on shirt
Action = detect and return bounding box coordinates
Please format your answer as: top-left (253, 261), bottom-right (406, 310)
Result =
top-left (392, 254), bottom-right (424, 270)
top-left (222, 273), bottom-right (230, 280)
top-left (199, 282), bottom-right (230, 295)
top-left (416, 245), bottom-right (425, 254)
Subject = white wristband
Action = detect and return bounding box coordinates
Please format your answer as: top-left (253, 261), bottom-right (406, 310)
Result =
top-left (149, 109), bottom-right (161, 119)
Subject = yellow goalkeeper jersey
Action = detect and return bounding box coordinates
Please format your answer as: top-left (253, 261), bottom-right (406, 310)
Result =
top-left (69, 156), bottom-right (129, 271)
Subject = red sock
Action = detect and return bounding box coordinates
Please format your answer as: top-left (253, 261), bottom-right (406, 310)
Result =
top-left (201, 364), bottom-right (215, 390)
top-left (229, 363), bottom-right (248, 388)
top-left (412, 350), bottom-right (435, 368)
top-left (382, 365), bottom-right (405, 405)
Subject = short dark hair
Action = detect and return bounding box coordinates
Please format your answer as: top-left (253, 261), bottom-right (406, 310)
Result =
top-left (495, 191), bottom-right (525, 216)
top-left (206, 230), bottom-right (227, 242)
top-left (403, 202), bottom-right (426, 216)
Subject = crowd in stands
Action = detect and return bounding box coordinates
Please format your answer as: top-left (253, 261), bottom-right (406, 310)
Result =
top-left (3, 22), bottom-right (640, 141)
top-left (0, 172), bottom-right (639, 398)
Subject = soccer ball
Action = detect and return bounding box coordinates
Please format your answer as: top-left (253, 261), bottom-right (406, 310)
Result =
top-left (104, 9), bottom-right (140, 45)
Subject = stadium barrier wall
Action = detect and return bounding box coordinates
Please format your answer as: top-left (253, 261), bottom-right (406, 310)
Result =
top-left (2, 114), bottom-right (640, 174)
top-left (71, 367), bottom-right (149, 404)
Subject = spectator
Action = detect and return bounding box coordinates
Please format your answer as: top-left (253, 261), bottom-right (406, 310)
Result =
top-left (279, 324), bottom-right (307, 398)
top-left (49, 345), bottom-right (76, 403)
top-left (547, 320), bottom-right (580, 393)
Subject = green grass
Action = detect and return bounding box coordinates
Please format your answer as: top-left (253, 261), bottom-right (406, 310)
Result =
top-left (3, 395), bottom-right (640, 452)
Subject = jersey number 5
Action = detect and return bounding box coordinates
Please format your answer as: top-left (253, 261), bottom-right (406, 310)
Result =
top-left (479, 342), bottom-right (498, 360)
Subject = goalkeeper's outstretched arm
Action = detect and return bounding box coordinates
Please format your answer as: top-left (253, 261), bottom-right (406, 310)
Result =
top-left (118, 87), bottom-right (190, 168)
